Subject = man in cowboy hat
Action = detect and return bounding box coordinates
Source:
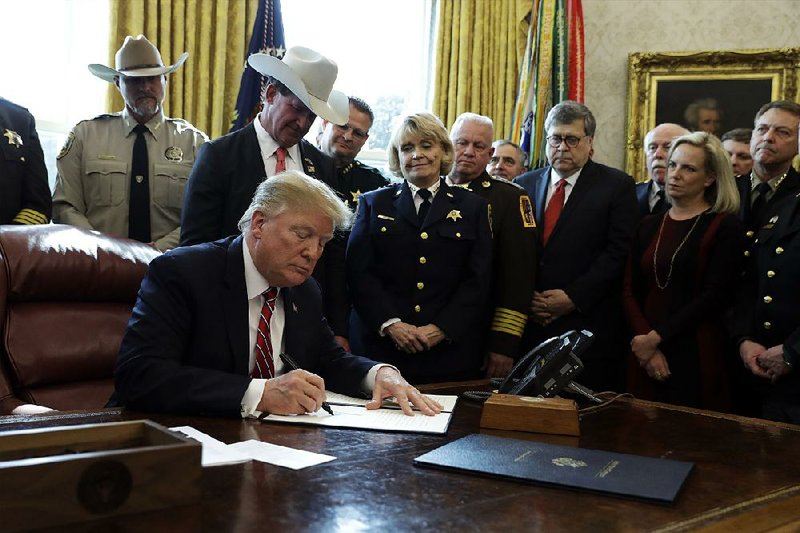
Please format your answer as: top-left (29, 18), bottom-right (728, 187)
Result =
top-left (53, 35), bottom-right (207, 252)
top-left (180, 45), bottom-right (352, 348)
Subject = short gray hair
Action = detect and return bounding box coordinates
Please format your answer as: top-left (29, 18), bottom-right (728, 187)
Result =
top-left (451, 112), bottom-right (494, 136)
top-left (237, 170), bottom-right (353, 233)
top-left (544, 100), bottom-right (596, 137)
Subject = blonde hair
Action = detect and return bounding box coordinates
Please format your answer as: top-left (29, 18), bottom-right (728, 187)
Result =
top-left (237, 170), bottom-right (353, 233)
top-left (387, 112), bottom-right (454, 178)
top-left (666, 132), bottom-right (740, 214)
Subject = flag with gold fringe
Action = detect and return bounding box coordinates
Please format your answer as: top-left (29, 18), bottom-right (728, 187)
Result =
top-left (229, 0), bottom-right (286, 133)
top-left (511, 0), bottom-right (584, 169)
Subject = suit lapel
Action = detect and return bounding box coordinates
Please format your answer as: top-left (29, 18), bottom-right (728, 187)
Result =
top-left (394, 182), bottom-right (418, 227)
top-left (423, 179), bottom-right (455, 229)
top-left (223, 236), bottom-right (251, 375)
top-left (534, 170), bottom-right (549, 222)
top-left (281, 287), bottom-right (300, 361)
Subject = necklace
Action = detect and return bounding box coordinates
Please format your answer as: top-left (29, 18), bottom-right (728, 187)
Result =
top-left (652, 211), bottom-right (705, 290)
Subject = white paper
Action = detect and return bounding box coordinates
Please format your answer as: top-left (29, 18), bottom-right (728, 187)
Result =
top-left (325, 391), bottom-right (458, 412)
top-left (262, 404), bottom-right (453, 434)
top-left (170, 425), bottom-right (250, 467)
top-left (227, 440), bottom-right (336, 470)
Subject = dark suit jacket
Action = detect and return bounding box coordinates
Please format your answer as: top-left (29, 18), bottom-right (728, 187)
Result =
top-left (0, 98), bottom-right (51, 224)
top-left (346, 179), bottom-right (493, 383)
top-left (111, 236), bottom-right (375, 417)
top-left (178, 123), bottom-right (348, 336)
top-left (514, 160), bottom-right (638, 372)
top-left (736, 167), bottom-right (800, 229)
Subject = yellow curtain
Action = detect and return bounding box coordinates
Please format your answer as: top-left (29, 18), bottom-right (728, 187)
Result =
top-left (106, 0), bottom-right (259, 139)
top-left (434, 0), bottom-right (531, 136)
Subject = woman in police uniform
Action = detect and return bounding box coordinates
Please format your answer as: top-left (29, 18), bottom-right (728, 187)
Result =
top-left (346, 113), bottom-right (492, 384)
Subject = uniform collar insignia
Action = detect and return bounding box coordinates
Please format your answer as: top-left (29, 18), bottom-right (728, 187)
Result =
top-left (351, 189), bottom-right (361, 202)
top-left (447, 210), bottom-right (462, 221)
top-left (3, 129), bottom-right (22, 148)
top-left (769, 215), bottom-right (779, 224)
top-left (304, 158), bottom-right (316, 175)
top-left (482, 180), bottom-right (491, 188)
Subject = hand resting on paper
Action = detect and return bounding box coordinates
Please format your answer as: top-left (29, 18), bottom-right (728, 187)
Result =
top-left (367, 366), bottom-right (443, 416)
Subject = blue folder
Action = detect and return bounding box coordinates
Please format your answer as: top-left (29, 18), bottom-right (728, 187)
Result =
top-left (414, 434), bottom-right (693, 504)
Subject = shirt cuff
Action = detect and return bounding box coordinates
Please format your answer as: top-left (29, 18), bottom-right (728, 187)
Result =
top-left (241, 378), bottom-right (267, 418)
top-left (361, 363), bottom-right (399, 393)
top-left (379, 318), bottom-right (401, 336)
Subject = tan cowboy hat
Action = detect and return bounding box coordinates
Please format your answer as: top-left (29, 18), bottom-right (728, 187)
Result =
top-left (248, 46), bottom-right (349, 125)
top-left (88, 35), bottom-right (188, 82)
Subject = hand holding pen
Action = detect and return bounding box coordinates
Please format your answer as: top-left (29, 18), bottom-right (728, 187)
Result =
top-left (255, 354), bottom-right (333, 416)
top-left (279, 352), bottom-right (334, 415)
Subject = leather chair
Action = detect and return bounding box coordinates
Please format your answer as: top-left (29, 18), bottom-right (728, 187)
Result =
top-left (0, 224), bottom-right (159, 414)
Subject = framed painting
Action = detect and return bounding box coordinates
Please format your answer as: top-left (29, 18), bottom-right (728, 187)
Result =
top-left (624, 48), bottom-right (800, 181)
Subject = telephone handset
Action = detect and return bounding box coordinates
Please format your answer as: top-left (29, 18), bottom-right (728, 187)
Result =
top-left (498, 330), bottom-right (594, 397)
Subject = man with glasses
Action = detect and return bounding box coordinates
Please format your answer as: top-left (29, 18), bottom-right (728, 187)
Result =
top-left (318, 96), bottom-right (388, 211)
top-left (514, 101), bottom-right (637, 393)
top-left (447, 113), bottom-right (537, 378)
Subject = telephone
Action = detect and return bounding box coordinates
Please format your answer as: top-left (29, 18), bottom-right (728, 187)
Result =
top-left (498, 330), bottom-right (594, 397)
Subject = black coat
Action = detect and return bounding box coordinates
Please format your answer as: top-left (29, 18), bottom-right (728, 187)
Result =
top-left (111, 236), bottom-right (375, 416)
top-left (0, 98), bottom-right (51, 224)
top-left (178, 123), bottom-right (349, 336)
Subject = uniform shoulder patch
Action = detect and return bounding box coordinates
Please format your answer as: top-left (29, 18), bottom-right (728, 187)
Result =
top-left (520, 195), bottom-right (536, 228)
top-left (57, 131), bottom-right (75, 160)
top-left (491, 176), bottom-right (526, 191)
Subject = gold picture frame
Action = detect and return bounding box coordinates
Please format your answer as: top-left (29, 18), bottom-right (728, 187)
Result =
top-left (624, 48), bottom-right (800, 181)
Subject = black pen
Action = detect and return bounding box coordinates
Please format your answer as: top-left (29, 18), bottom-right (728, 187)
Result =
top-left (279, 352), bottom-right (335, 416)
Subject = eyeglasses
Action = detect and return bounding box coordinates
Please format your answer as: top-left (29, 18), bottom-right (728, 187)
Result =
top-left (546, 135), bottom-right (586, 148)
top-left (334, 123), bottom-right (369, 140)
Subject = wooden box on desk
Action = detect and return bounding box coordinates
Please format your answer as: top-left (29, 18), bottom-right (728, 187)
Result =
top-left (480, 394), bottom-right (580, 437)
top-left (0, 419), bottom-right (201, 532)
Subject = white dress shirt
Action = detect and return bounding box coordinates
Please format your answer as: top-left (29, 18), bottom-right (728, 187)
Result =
top-left (253, 114), bottom-right (302, 175)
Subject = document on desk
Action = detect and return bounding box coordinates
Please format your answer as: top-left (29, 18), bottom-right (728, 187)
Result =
top-left (170, 426), bottom-right (335, 469)
top-left (259, 392), bottom-right (458, 434)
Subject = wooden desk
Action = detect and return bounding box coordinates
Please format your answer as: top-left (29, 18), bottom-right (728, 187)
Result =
top-left (2, 385), bottom-right (800, 532)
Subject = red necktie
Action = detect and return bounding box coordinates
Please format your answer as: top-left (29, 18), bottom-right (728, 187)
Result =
top-left (542, 178), bottom-right (567, 246)
top-left (275, 147), bottom-right (287, 173)
top-left (251, 288), bottom-right (279, 379)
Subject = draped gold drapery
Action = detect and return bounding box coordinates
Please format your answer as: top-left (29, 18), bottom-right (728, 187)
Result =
top-left (106, 0), bottom-right (259, 139)
top-left (433, 0), bottom-right (531, 135)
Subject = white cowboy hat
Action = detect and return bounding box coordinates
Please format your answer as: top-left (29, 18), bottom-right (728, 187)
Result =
top-left (88, 35), bottom-right (188, 82)
top-left (248, 46), bottom-right (349, 125)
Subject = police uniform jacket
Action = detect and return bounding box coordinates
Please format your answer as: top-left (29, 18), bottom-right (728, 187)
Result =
top-left (338, 160), bottom-right (389, 211)
top-left (732, 192), bottom-right (800, 402)
top-left (53, 108), bottom-right (207, 251)
top-left (0, 98), bottom-right (51, 225)
top-left (459, 172), bottom-right (537, 358)
top-left (346, 179), bottom-right (493, 383)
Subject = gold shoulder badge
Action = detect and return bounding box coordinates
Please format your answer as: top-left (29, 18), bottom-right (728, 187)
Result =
top-left (520, 195), bottom-right (536, 228)
top-left (3, 129), bottom-right (23, 148)
top-left (304, 158), bottom-right (316, 175)
top-left (164, 146), bottom-right (183, 162)
top-left (447, 210), bottom-right (462, 221)
top-left (57, 131), bottom-right (76, 160)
